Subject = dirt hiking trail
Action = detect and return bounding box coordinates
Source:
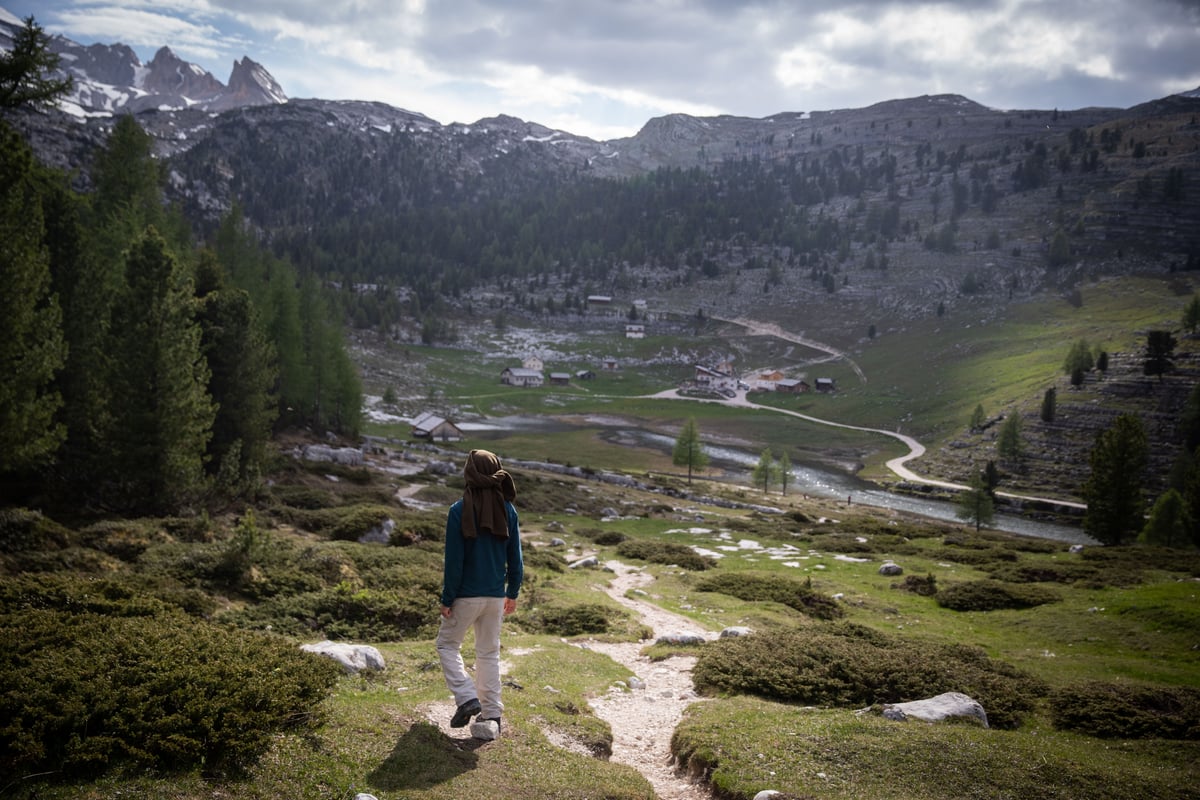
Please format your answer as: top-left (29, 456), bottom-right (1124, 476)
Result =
top-left (422, 560), bottom-right (716, 799)
top-left (579, 560), bottom-right (717, 800)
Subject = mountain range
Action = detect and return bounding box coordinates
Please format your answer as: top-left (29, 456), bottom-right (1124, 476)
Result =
top-left (0, 8), bottom-right (285, 116)
top-left (9, 10), bottom-right (1200, 298)
top-left (4, 12), bottom-right (1200, 505)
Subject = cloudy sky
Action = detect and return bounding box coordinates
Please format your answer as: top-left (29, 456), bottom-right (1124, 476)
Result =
top-left (5, 0), bottom-right (1199, 140)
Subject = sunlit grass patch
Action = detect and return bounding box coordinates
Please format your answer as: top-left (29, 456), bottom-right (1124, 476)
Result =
top-left (672, 696), bottom-right (1200, 800)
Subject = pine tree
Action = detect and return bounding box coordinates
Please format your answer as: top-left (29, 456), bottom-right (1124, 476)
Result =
top-left (195, 251), bottom-right (278, 495)
top-left (672, 417), bottom-right (708, 485)
top-left (969, 403), bottom-right (986, 431)
top-left (1063, 338), bottom-right (1093, 376)
top-left (1140, 489), bottom-right (1190, 548)
top-left (0, 16), bottom-right (73, 113)
top-left (1040, 387), bottom-right (1056, 422)
top-left (779, 451), bottom-right (792, 496)
top-left (1143, 330), bottom-right (1176, 381)
top-left (106, 228), bottom-right (215, 512)
top-left (956, 473), bottom-right (995, 532)
top-left (982, 460), bottom-right (1001, 497)
top-left (0, 123), bottom-right (66, 478)
top-left (1082, 414), bottom-right (1148, 545)
top-left (1183, 295), bottom-right (1200, 335)
top-left (42, 148), bottom-right (120, 496)
top-left (752, 448), bottom-right (776, 493)
top-left (997, 412), bottom-right (1024, 462)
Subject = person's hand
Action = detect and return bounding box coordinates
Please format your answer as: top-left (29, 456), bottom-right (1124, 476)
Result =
top-left (503, 598), bottom-right (517, 615)
top-left (440, 605), bottom-right (452, 618)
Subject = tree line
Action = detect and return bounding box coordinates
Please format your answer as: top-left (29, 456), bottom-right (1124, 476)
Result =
top-left (2, 103), bottom-right (361, 514)
top-left (960, 329), bottom-right (1198, 547)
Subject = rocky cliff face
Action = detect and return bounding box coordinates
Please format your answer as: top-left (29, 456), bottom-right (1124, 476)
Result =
top-left (0, 16), bottom-right (288, 116)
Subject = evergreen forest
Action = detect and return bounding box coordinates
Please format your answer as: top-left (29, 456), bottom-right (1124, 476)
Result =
top-left (1, 114), bottom-right (362, 514)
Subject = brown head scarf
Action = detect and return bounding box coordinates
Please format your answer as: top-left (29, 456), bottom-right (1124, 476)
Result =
top-left (461, 449), bottom-right (516, 540)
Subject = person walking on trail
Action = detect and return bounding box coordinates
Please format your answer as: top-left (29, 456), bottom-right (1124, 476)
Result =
top-left (437, 449), bottom-right (523, 738)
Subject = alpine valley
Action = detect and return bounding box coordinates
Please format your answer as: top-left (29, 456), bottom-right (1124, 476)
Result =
top-left (4, 7), bottom-right (1200, 509)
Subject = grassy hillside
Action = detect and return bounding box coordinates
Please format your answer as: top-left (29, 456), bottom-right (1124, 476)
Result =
top-left (360, 272), bottom-right (1198, 505)
top-left (3, 443), bottom-right (1197, 800)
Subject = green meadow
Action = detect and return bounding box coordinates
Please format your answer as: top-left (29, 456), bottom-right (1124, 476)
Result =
top-left (6, 275), bottom-right (1198, 800)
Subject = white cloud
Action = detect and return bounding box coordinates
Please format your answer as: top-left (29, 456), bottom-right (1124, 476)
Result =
top-left (10, 0), bottom-right (1200, 138)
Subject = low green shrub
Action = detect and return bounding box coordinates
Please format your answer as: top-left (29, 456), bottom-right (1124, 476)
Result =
top-left (692, 622), bottom-right (1042, 729)
top-left (0, 507), bottom-right (73, 553)
top-left (694, 572), bottom-right (844, 620)
top-left (895, 573), bottom-right (938, 596)
top-left (1050, 681), bottom-right (1200, 739)
top-left (1080, 546), bottom-right (1200, 577)
top-left (927, 547), bottom-right (1020, 566)
top-left (809, 532), bottom-right (879, 553)
top-left (523, 547), bottom-right (567, 572)
top-left (577, 528), bottom-right (628, 546)
top-left (270, 484), bottom-right (337, 509)
top-left (276, 503), bottom-right (399, 541)
top-left (299, 460), bottom-right (373, 484)
top-left (522, 603), bottom-right (615, 636)
top-left (0, 573), bottom-right (182, 617)
top-left (224, 580), bottom-right (439, 640)
top-left (983, 561), bottom-right (1144, 588)
top-left (936, 579), bottom-right (1061, 611)
top-left (0, 607), bottom-right (339, 782)
top-left (328, 505), bottom-right (397, 541)
top-left (78, 518), bottom-right (168, 561)
top-left (615, 539), bottom-right (716, 571)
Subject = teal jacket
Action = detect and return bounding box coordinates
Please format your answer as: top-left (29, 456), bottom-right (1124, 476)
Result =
top-left (440, 498), bottom-right (523, 607)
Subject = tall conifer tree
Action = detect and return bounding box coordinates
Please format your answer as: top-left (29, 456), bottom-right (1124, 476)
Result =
top-left (0, 124), bottom-right (65, 479)
top-left (107, 228), bottom-right (215, 511)
top-left (1082, 414), bottom-right (1148, 545)
top-left (195, 251), bottom-right (278, 494)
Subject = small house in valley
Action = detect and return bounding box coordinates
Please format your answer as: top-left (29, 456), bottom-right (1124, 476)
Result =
top-left (501, 367), bottom-right (544, 387)
top-left (410, 412), bottom-right (463, 441)
top-left (694, 364), bottom-right (737, 393)
top-left (549, 372), bottom-right (571, 386)
top-left (776, 378), bottom-right (810, 394)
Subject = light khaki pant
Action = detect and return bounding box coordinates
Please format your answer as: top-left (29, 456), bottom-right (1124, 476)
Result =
top-left (436, 596), bottom-right (505, 719)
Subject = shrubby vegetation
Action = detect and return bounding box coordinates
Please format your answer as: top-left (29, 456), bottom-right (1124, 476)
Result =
top-left (615, 539), bottom-right (716, 570)
top-left (692, 622), bottom-right (1042, 729)
top-left (1051, 682), bottom-right (1200, 739)
top-left (694, 571), bottom-right (844, 619)
top-left (935, 579), bottom-right (1061, 611)
top-left (520, 602), bottom-right (616, 636)
top-left (0, 574), bottom-right (340, 783)
top-left (576, 527), bottom-right (629, 546)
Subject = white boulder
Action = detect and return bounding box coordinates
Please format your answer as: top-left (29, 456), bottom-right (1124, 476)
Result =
top-left (301, 640), bottom-right (386, 674)
top-left (883, 691), bottom-right (988, 727)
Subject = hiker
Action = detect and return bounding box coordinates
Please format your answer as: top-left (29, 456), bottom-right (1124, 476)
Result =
top-left (436, 449), bottom-right (524, 736)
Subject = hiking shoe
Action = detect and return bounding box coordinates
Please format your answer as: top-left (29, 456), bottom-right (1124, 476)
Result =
top-left (450, 698), bottom-right (481, 728)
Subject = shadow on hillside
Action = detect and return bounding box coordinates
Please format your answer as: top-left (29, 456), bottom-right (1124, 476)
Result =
top-left (366, 720), bottom-right (483, 790)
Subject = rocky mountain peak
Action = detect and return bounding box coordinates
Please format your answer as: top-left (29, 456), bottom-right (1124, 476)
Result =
top-left (142, 46), bottom-right (224, 101)
top-left (214, 56), bottom-right (288, 110)
top-left (0, 15), bottom-right (286, 117)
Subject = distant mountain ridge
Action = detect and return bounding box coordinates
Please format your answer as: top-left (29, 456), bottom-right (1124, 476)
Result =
top-left (0, 9), bottom-right (286, 116)
top-left (4, 7), bottom-right (1199, 273)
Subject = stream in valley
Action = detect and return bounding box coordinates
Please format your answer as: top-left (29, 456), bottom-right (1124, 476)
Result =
top-left (463, 416), bottom-right (1094, 545)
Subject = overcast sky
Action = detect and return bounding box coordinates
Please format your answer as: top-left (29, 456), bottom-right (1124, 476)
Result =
top-left (5, 0), bottom-right (1199, 140)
